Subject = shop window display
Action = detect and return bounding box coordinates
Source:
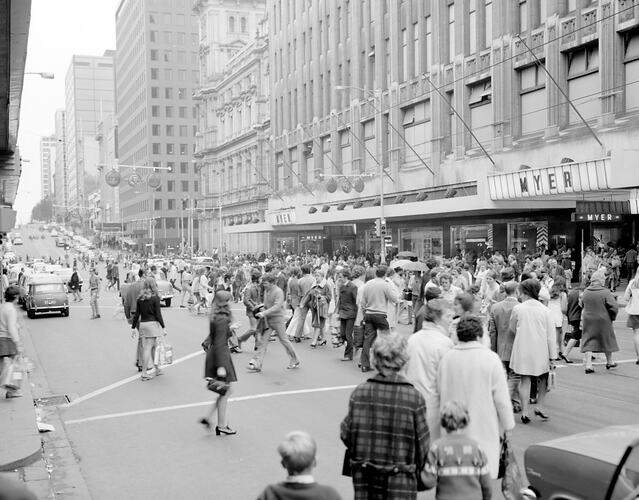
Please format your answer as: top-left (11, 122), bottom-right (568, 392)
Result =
top-left (400, 227), bottom-right (443, 260)
top-left (508, 221), bottom-right (547, 254)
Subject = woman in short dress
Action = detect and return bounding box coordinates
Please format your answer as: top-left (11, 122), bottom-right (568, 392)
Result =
top-left (130, 277), bottom-right (166, 381)
top-left (624, 270), bottom-right (639, 364)
top-left (0, 286), bottom-right (23, 398)
top-left (200, 290), bottom-right (237, 435)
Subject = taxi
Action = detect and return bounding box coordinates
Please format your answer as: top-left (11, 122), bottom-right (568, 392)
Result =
top-left (25, 273), bottom-right (69, 318)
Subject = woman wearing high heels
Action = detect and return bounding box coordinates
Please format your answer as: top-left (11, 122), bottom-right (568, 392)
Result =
top-left (581, 270), bottom-right (619, 374)
top-left (200, 290), bottom-right (237, 436)
top-left (509, 279), bottom-right (557, 423)
top-left (308, 269), bottom-right (331, 348)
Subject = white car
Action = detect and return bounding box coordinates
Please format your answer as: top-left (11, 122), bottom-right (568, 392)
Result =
top-left (13, 235), bottom-right (23, 245)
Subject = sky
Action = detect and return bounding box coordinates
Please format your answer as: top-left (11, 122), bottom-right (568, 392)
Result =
top-left (15, 0), bottom-right (121, 224)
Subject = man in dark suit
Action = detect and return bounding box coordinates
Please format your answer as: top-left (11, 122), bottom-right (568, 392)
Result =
top-left (337, 269), bottom-right (358, 361)
top-left (126, 269), bottom-right (146, 372)
top-left (488, 281), bottom-right (521, 411)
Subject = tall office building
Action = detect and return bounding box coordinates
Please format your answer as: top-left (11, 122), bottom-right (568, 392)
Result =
top-left (53, 109), bottom-right (67, 214)
top-left (64, 52), bottom-right (115, 209)
top-left (115, 0), bottom-right (200, 252)
top-left (193, 0), bottom-right (268, 254)
top-left (39, 136), bottom-right (56, 199)
top-left (265, 0), bottom-right (639, 260)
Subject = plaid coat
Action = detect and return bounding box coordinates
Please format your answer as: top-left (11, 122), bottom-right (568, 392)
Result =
top-left (340, 373), bottom-right (430, 500)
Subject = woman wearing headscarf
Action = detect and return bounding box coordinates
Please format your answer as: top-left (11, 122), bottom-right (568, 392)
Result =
top-left (341, 333), bottom-right (429, 500)
top-left (130, 277), bottom-right (166, 381)
top-left (581, 270), bottom-right (619, 373)
top-left (436, 315), bottom-right (514, 480)
top-left (199, 290), bottom-right (237, 435)
top-left (509, 279), bottom-right (557, 423)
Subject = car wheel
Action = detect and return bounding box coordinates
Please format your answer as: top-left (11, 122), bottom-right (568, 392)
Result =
top-left (62, 308), bottom-right (69, 317)
top-left (27, 309), bottom-right (35, 319)
top-left (164, 298), bottom-right (172, 307)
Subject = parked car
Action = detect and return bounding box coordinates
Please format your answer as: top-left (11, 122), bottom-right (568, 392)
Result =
top-left (13, 235), bottom-right (23, 245)
top-left (525, 424), bottom-right (639, 500)
top-left (25, 274), bottom-right (69, 318)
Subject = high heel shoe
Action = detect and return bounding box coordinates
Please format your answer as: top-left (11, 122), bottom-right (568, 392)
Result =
top-left (215, 426), bottom-right (237, 436)
top-left (198, 418), bottom-right (211, 431)
top-left (559, 353), bottom-right (573, 364)
top-left (520, 415), bottom-right (531, 424)
top-left (317, 339), bottom-right (327, 347)
top-left (585, 367), bottom-right (595, 374)
top-left (534, 409), bottom-right (550, 421)
top-left (310, 343), bottom-right (317, 348)
top-left (606, 363), bottom-right (618, 370)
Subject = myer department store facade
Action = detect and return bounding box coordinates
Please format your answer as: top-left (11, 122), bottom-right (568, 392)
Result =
top-left (265, 152), bottom-right (638, 262)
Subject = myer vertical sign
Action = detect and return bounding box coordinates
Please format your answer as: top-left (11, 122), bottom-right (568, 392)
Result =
top-left (487, 158), bottom-right (611, 200)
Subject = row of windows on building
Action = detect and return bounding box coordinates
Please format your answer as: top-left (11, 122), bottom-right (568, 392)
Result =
top-left (151, 104), bottom-right (197, 119)
top-left (150, 67), bottom-right (199, 83)
top-left (150, 161), bottom-right (196, 175)
top-left (150, 86), bottom-right (191, 99)
top-left (200, 12), bottom-right (251, 40)
top-left (151, 143), bottom-right (195, 155)
top-left (149, 30), bottom-right (198, 47)
top-left (150, 48), bottom-right (198, 65)
top-left (127, 217), bottom-right (199, 231)
top-left (151, 124), bottom-right (197, 137)
top-left (205, 160), bottom-right (256, 194)
top-left (148, 11), bottom-right (196, 27)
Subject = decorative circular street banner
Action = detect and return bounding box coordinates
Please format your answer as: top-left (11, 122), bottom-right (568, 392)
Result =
top-left (127, 173), bottom-right (142, 187)
top-left (326, 177), bottom-right (338, 193)
top-left (353, 177), bottom-right (365, 193)
top-left (105, 169), bottom-right (121, 187)
top-left (147, 173), bottom-right (161, 190)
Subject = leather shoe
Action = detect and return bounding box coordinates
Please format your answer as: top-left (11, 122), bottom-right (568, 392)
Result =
top-left (361, 366), bottom-right (373, 373)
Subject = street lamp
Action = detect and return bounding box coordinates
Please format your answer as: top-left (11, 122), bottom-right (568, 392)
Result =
top-left (24, 72), bottom-right (55, 79)
top-left (334, 85), bottom-right (385, 240)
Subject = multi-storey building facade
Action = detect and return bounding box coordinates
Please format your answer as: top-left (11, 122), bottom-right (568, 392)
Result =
top-left (116, 0), bottom-right (200, 253)
top-left (193, 1), bottom-right (269, 254)
top-left (64, 52), bottom-right (115, 209)
top-left (95, 112), bottom-right (119, 223)
top-left (39, 136), bottom-right (56, 199)
top-left (53, 109), bottom-right (67, 215)
top-left (265, 0), bottom-right (639, 264)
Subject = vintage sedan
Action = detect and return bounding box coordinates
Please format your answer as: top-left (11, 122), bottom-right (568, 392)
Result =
top-left (525, 425), bottom-right (639, 500)
top-left (25, 274), bottom-right (69, 318)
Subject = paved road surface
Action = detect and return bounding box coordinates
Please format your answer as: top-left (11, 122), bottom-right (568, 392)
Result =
top-left (13, 225), bottom-right (639, 499)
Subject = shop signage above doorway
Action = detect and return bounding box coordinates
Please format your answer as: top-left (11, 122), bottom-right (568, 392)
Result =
top-left (574, 213), bottom-right (623, 222)
top-left (268, 210), bottom-right (296, 225)
top-left (487, 158), bottom-right (611, 200)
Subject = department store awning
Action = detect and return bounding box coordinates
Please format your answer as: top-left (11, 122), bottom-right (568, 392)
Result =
top-left (487, 158), bottom-right (612, 200)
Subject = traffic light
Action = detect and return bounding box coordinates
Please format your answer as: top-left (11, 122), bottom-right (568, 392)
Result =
top-left (380, 221), bottom-right (387, 236)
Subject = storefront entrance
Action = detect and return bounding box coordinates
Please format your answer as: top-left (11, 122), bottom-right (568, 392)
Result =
top-left (399, 227), bottom-right (443, 260)
top-left (450, 224), bottom-right (492, 260)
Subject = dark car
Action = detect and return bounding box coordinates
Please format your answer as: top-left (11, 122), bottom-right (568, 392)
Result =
top-left (25, 274), bottom-right (69, 318)
top-left (525, 425), bottom-right (639, 500)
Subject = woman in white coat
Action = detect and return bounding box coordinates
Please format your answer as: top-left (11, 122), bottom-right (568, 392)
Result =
top-left (509, 279), bottom-right (557, 424)
top-left (402, 299), bottom-right (454, 440)
top-left (436, 315), bottom-right (515, 479)
top-left (624, 270), bottom-right (639, 364)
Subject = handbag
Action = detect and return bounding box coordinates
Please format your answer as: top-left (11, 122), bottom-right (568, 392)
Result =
top-left (341, 448), bottom-right (352, 477)
top-left (499, 435), bottom-right (526, 500)
top-left (154, 337), bottom-right (173, 367)
top-left (206, 378), bottom-right (230, 396)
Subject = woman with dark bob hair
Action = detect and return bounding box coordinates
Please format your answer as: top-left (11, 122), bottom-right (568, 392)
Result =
top-left (509, 279), bottom-right (557, 423)
top-left (341, 332), bottom-right (430, 499)
top-left (436, 316), bottom-right (514, 480)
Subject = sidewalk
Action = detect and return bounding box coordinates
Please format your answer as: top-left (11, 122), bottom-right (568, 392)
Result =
top-left (0, 373), bottom-right (41, 472)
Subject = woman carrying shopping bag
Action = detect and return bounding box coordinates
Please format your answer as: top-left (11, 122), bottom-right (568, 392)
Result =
top-left (131, 278), bottom-right (167, 381)
top-left (0, 286), bottom-right (24, 398)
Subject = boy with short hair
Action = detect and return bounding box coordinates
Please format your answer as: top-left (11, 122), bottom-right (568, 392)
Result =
top-left (256, 431), bottom-right (342, 500)
top-left (421, 402), bottom-right (493, 500)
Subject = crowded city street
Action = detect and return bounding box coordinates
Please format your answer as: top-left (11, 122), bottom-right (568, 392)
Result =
top-left (5, 225), bottom-right (638, 499)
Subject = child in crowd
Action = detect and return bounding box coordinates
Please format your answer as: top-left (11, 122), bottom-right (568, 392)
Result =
top-left (421, 402), bottom-right (492, 500)
top-left (256, 431), bottom-right (342, 500)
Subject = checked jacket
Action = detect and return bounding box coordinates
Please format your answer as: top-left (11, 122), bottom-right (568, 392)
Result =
top-left (340, 372), bottom-right (430, 500)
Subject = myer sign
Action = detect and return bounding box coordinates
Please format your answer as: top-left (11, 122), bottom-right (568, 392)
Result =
top-left (488, 158), bottom-right (611, 200)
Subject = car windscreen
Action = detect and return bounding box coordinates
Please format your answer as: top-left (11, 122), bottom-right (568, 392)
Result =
top-left (34, 284), bottom-right (65, 293)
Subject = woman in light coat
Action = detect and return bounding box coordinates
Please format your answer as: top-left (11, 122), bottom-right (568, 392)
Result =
top-left (436, 315), bottom-right (515, 479)
top-left (509, 279), bottom-right (557, 424)
top-left (624, 270), bottom-right (639, 364)
top-left (581, 270), bottom-right (619, 373)
top-left (402, 299), bottom-right (454, 440)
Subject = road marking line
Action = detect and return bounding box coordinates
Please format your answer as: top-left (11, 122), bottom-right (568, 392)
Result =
top-left (64, 385), bottom-right (357, 425)
top-left (64, 350), bottom-right (204, 408)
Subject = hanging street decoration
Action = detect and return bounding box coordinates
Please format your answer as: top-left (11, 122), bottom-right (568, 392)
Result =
top-left (127, 173), bottom-right (142, 187)
top-left (147, 173), bottom-right (161, 189)
top-left (105, 169), bottom-right (121, 187)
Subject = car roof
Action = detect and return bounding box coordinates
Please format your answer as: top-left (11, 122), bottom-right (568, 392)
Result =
top-left (28, 274), bottom-right (65, 285)
top-left (531, 424), bottom-right (639, 465)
